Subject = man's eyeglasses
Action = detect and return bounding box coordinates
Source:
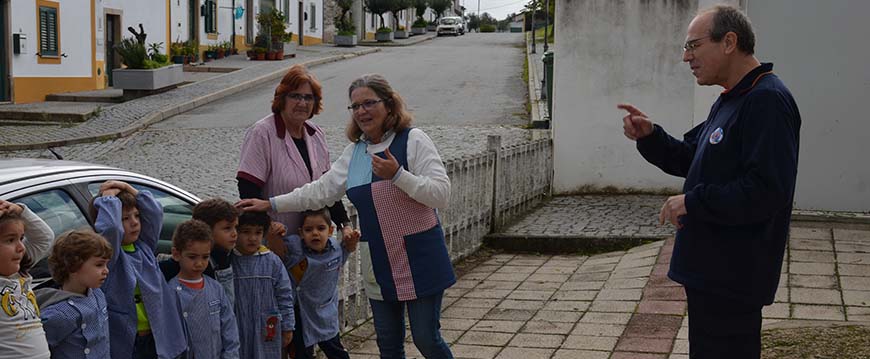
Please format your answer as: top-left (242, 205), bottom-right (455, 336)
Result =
top-left (683, 36), bottom-right (710, 52)
top-left (347, 99), bottom-right (383, 112)
top-left (287, 93), bottom-right (316, 103)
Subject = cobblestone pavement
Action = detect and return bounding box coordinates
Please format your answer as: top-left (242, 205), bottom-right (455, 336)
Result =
top-left (344, 223), bottom-right (870, 358)
top-left (0, 45), bottom-right (374, 148)
top-left (497, 195), bottom-right (676, 239)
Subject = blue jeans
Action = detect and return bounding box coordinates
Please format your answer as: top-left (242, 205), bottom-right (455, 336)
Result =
top-left (369, 292), bottom-right (454, 359)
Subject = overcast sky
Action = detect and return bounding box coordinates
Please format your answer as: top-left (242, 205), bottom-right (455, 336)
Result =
top-left (460, 0), bottom-right (529, 21)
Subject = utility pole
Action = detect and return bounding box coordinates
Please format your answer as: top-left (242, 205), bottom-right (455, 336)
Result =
top-left (543, 0), bottom-right (549, 52)
top-left (477, 0), bottom-right (480, 32)
top-left (530, 0), bottom-right (536, 54)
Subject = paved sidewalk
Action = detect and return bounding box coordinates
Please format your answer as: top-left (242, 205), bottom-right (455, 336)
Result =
top-left (344, 195), bottom-right (870, 358)
top-left (359, 33), bottom-right (437, 46)
top-left (0, 45), bottom-right (380, 151)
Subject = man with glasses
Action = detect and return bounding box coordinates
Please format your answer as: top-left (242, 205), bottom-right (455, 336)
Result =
top-left (618, 5), bottom-right (801, 358)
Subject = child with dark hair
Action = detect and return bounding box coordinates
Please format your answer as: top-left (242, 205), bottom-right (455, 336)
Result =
top-left (0, 199), bottom-right (54, 358)
top-left (92, 180), bottom-right (187, 359)
top-left (161, 198), bottom-right (239, 304)
top-left (36, 230), bottom-right (112, 359)
top-left (233, 211), bottom-right (295, 358)
top-left (277, 208), bottom-right (359, 359)
top-left (168, 220), bottom-right (240, 359)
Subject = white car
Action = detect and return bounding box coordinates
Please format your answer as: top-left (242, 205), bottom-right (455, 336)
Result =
top-left (437, 17), bottom-right (465, 36)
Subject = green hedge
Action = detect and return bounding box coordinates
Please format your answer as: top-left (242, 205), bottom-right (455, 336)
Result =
top-left (480, 24), bottom-right (496, 33)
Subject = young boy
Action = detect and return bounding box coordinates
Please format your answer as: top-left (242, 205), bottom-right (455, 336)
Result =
top-left (279, 208), bottom-right (359, 359)
top-left (233, 211), bottom-right (294, 359)
top-left (36, 230), bottom-right (112, 359)
top-left (0, 199), bottom-right (54, 358)
top-left (167, 219), bottom-right (240, 359)
top-left (91, 180), bottom-right (187, 359)
top-left (161, 198), bottom-right (239, 303)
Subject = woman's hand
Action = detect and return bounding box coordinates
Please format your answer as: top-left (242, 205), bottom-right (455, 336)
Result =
top-left (371, 148), bottom-right (400, 179)
top-left (235, 198), bottom-right (272, 212)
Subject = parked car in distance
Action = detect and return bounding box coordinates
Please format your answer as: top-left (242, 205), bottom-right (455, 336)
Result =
top-left (437, 16), bottom-right (465, 36)
top-left (0, 158), bottom-right (201, 284)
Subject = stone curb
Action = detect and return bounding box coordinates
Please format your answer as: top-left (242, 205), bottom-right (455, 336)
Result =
top-left (483, 233), bottom-right (667, 254)
top-left (526, 32), bottom-right (543, 126)
top-left (791, 210), bottom-right (870, 225)
top-left (358, 33), bottom-right (437, 47)
top-left (0, 48), bottom-right (381, 152)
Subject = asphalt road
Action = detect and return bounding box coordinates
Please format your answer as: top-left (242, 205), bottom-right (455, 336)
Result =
top-left (153, 32), bottom-right (528, 130)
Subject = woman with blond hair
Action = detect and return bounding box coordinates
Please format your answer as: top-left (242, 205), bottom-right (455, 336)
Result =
top-left (237, 74), bottom-right (455, 358)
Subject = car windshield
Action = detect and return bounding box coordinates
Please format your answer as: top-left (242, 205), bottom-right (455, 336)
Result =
top-left (441, 19), bottom-right (457, 25)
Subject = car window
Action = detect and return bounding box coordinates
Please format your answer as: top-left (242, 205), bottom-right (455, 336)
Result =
top-left (87, 182), bottom-right (193, 252)
top-left (441, 18), bottom-right (457, 25)
top-left (14, 189), bottom-right (91, 238)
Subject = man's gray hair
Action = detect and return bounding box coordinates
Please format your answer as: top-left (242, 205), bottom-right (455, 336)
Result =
top-left (705, 5), bottom-right (756, 55)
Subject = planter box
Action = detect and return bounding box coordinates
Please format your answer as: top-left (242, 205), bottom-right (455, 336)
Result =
top-left (375, 32), bottom-right (394, 42)
top-left (282, 42), bottom-right (296, 58)
top-left (427, 25), bottom-right (437, 31)
top-left (394, 30), bottom-right (409, 39)
top-left (113, 64), bottom-right (183, 91)
top-left (411, 27), bottom-right (427, 35)
top-left (334, 35), bottom-right (358, 47)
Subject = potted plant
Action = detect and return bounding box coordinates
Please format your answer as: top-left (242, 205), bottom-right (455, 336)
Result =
top-left (170, 40), bottom-right (186, 64)
top-left (411, 0), bottom-right (429, 34)
top-left (113, 27), bottom-right (182, 92)
top-left (254, 47), bottom-right (267, 60)
top-left (366, 0), bottom-right (394, 41)
top-left (375, 27), bottom-right (394, 42)
top-left (388, 0), bottom-right (411, 39)
top-left (334, 0), bottom-right (357, 46)
top-left (257, 8), bottom-right (295, 59)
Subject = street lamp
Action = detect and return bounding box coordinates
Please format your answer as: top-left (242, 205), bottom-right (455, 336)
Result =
top-left (543, 0), bottom-right (549, 52)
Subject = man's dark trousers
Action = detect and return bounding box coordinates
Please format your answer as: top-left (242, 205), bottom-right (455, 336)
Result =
top-left (686, 287), bottom-right (763, 359)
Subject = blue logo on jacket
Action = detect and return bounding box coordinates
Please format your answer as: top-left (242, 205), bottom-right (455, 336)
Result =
top-left (709, 127), bottom-right (724, 144)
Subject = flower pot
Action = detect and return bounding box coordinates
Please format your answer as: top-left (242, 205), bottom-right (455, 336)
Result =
top-left (256, 52), bottom-right (266, 60)
top-left (217, 49), bottom-right (225, 59)
top-left (427, 24), bottom-right (437, 31)
top-left (394, 30), bottom-right (409, 39)
top-left (113, 64), bottom-right (183, 91)
top-left (411, 27), bottom-right (426, 35)
top-left (171, 55), bottom-right (185, 64)
top-left (276, 50), bottom-right (284, 59)
top-left (375, 32), bottom-right (394, 42)
top-left (334, 34), bottom-right (357, 47)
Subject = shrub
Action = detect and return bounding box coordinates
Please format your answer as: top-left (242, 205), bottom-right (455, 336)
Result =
top-left (413, 19), bottom-right (428, 28)
top-left (377, 26), bottom-right (393, 33)
top-left (115, 38), bottom-right (147, 69)
top-left (480, 24), bottom-right (496, 32)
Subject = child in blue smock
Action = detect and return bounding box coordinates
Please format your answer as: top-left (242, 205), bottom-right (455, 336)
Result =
top-left (37, 230), bottom-right (112, 359)
top-left (277, 208), bottom-right (359, 359)
top-left (91, 180), bottom-right (187, 359)
top-left (232, 211), bottom-right (294, 359)
top-left (168, 219), bottom-right (239, 359)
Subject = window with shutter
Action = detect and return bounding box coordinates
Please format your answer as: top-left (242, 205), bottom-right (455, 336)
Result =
top-left (310, 3), bottom-right (316, 30)
top-left (39, 6), bottom-right (58, 57)
top-left (205, 0), bottom-right (217, 33)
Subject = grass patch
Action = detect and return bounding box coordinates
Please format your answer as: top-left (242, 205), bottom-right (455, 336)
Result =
top-left (762, 325), bottom-right (870, 359)
top-left (533, 24), bottom-right (554, 44)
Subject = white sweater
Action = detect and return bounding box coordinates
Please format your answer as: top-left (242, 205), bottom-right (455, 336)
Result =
top-left (0, 205), bottom-right (54, 358)
top-left (272, 128), bottom-right (451, 212)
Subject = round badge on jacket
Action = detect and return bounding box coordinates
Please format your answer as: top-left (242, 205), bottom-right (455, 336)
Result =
top-left (709, 127), bottom-right (724, 144)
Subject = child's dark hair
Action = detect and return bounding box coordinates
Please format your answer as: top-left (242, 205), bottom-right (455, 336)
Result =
top-left (300, 208), bottom-right (331, 227)
top-left (87, 191), bottom-right (137, 225)
top-left (192, 198), bottom-right (240, 227)
top-left (237, 211), bottom-right (271, 233)
top-left (48, 230), bottom-right (113, 284)
top-left (172, 219), bottom-right (213, 251)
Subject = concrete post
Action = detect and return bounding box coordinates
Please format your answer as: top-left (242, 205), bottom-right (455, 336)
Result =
top-left (487, 135), bottom-right (502, 233)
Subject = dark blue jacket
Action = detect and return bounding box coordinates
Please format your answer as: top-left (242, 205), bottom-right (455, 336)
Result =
top-left (637, 63), bottom-right (801, 306)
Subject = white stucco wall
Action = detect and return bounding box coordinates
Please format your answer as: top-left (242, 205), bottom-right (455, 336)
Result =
top-left (10, 0), bottom-right (92, 77)
top-left (552, 0), bottom-right (702, 194)
top-left (102, 0), bottom-right (169, 53)
top-left (746, 0), bottom-right (870, 211)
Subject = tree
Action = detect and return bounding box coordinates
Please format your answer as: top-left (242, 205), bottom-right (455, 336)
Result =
top-left (480, 12), bottom-right (496, 26)
top-left (428, 0), bottom-right (451, 20)
top-left (335, 0), bottom-right (355, 34)
top-left (467, 13), bottom-right (480, 32)
top-left (414, 0), bottom-right (428, 20)
top-left (389, 0), bottom-right (412, 30)
top-left (366, 0), bottom-right (394, 29)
